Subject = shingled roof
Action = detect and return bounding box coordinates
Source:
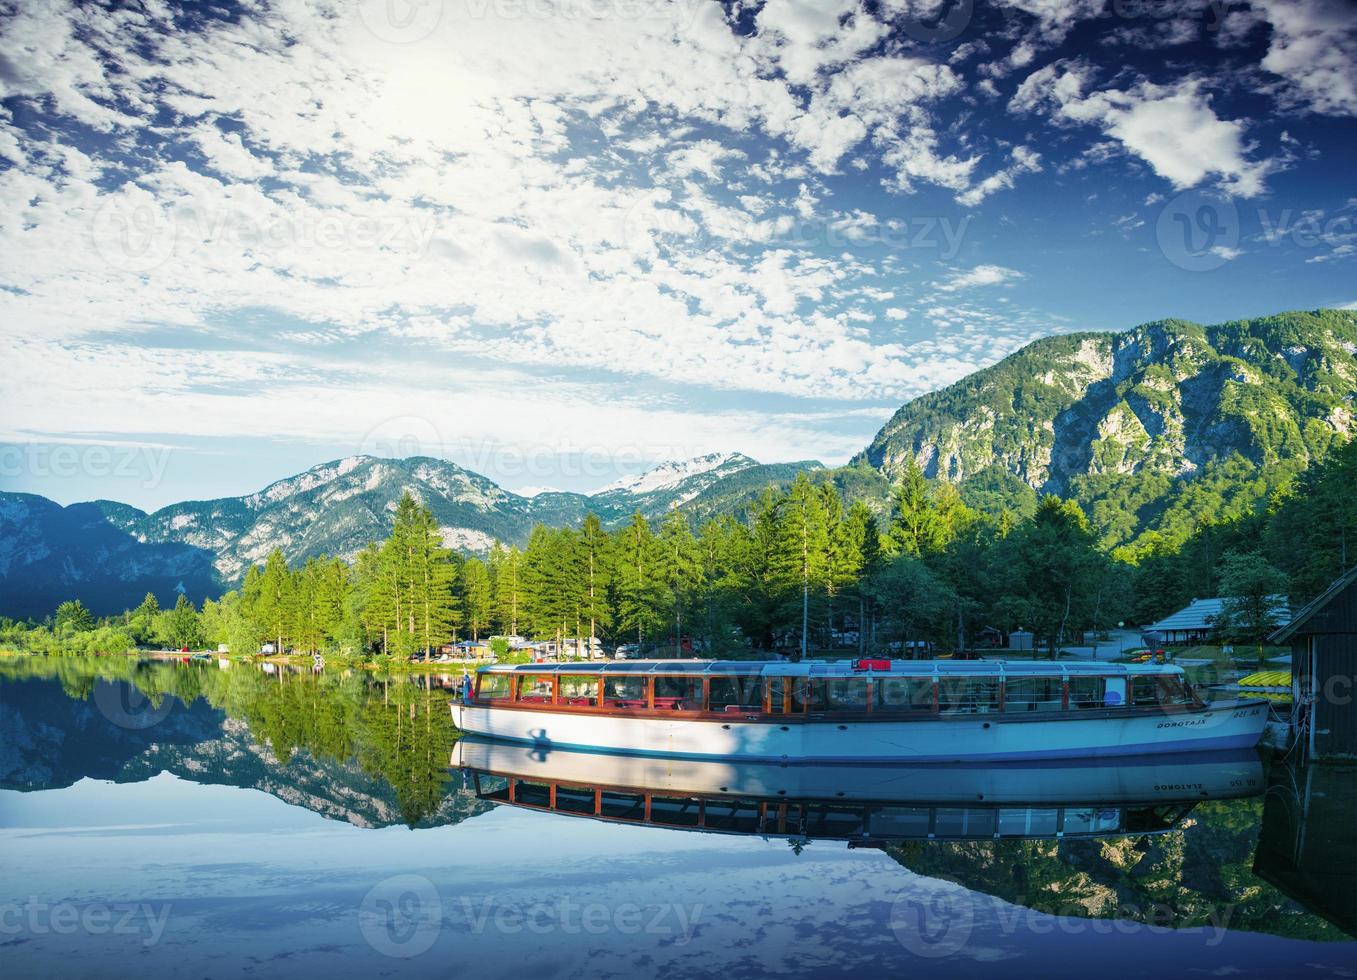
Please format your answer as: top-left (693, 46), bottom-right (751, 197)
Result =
top-left (1269, 564), bottom-right (1357, 644)
top-left (1146, 595), bottom-right (1290, 635)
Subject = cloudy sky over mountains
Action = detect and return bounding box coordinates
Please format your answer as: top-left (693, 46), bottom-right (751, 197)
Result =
top-left (1, 0), bottom-right (1355, 507)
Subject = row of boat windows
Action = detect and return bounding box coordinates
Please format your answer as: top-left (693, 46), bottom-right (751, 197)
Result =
top-left (475, 673), bottom-right (1195, 713)
top-left (476, 776), bottom-right (1182, 838)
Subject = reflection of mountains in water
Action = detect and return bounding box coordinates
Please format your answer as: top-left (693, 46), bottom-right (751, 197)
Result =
top-left (0, 676), bottom-right (490, 830)
top-left (452, 737), bottom-right (1265, 843)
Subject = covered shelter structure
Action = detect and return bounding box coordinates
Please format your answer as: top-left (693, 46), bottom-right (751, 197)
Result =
top-left (1269, 566), bottom-right (1357, 760)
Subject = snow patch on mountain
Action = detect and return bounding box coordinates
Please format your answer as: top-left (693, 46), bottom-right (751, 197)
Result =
top-left (596, 452), bottom-right (754, 496)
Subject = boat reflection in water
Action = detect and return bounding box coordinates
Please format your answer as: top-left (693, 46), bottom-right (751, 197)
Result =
top-left (452, 737), bottom-right (1264, 844)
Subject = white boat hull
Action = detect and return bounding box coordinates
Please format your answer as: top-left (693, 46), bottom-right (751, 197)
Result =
top-left (452, 737), bottom-right (1264, 803)
top-left (450, 699), bottom-right (1267, 762)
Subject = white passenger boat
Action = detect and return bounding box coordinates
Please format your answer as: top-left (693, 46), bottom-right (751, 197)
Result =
top-left (450, 659), bottom-right (1268, 763)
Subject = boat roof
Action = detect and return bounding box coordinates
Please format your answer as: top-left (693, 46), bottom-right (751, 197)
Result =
top-left (477, 659), bottom-right (1182, 677)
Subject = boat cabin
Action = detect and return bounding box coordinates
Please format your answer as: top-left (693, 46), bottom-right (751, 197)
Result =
top-left (471, 659), bottom-right (1201, 719)
top-left (464, 768), bottom-right (1200, 843)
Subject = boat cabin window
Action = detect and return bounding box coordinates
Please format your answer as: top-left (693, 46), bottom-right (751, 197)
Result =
top-left (604, 676), bottom-right (647, 707)
top-left (1003, 676), bottom-right (1062, 712)
top-left (477, 673), bottom-right (512, 700)
top-left (875, 677), bottom-right (935, 712)
top-left (517, 674), bottom-right (554, 704)
top-left (802, 805), bottom-right (867, 837)
top-left (1131, 676), bottom-right (1160, 706)
top-left (653, 675), bottom-right (703, 711)
top-left (554, 785), bottom-right (597, 815)
top-left (703, 801), bottom-right (762, 833)
top-left (709, 676), bottom-right (763, 713)
top-left (869, 806), bottom-right (931, 836)
top-left (558, 674), bottom-right (599, 707)
top-left (1067, 677), bottom-right (1106, 710)
top-left (649, 796), bottom-right (701, 827)
top-left (1063, 806), bottom-right (1122, 835)
top-left (599, 791), bottom-right (645, 820)
top-left (934, 807), bottom-right (997, 838)
top-left (1132, 673), bottom-right (1194, 706)
top-left (806, 678), bottom-right (869, 712)
top-left (766, 677), bottom-right (788, 713)
top-left (938, 676), bottom-right (1000, 714)
top-left (512, 779), bottom-right (551, 807)
top-left (997, 808), bottom-right (1059, 837)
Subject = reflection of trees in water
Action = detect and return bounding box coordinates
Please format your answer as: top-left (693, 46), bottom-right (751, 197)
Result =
top-left (885, 796), bottom-right (1347, 941)
top-left (1, 656), bottom-right (458, 828)
top-left (357, 679), bottom-right (456, 827)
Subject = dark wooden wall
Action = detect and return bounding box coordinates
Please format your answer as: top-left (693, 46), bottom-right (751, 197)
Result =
top-left (1315, 634), bottom-right (1357, 759)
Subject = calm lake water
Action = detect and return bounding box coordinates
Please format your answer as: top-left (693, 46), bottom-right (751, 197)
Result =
top-left (1, 656), bottom-right (1353, 979)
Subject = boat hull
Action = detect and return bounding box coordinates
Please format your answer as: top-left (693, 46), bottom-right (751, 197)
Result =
top-left (450, 699), bottom-right (1268, 762)
top-left (452, 737), bottom-right (1264, 804)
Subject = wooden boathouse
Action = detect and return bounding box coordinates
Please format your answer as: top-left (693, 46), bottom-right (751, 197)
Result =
top-left (1269, 566), bottom-right (1357, 760)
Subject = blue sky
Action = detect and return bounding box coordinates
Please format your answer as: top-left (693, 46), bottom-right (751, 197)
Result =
top-left (1, 0), bottom-right (1355, 510)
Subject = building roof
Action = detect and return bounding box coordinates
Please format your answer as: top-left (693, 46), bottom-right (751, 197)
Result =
top-left (1269, 564), bottom-right (1357, 644)
top-left (1146, 596), bottom-right (1290, 635)
top-left (478, 659), bottom-right (1183, 678)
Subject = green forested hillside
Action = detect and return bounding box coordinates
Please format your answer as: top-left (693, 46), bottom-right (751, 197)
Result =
top-left (860, 309), bottom-right (1357, 555)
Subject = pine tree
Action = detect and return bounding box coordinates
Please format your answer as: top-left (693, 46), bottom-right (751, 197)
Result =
top-left (613, 512), bottom-right (665, 648)
top-left (129, 591), bottom-right (160, 645)
top-left (658, 509), bottom-right (701, 656)
top-left (775, 473), bottom-right (831, 660)
top-left (383, 492), bottom-right (459, 661)
top-left (255, 548), bottom-right (294, 654)
top-left (836, 500), bottom-right (880, 653)
top-left (462, 557), bottom-right (492, 642)
top-left (492, 545), bottom-right (524, 637)
top-left (578, 514), bottom-right (611, 650)
top-left (165, 594), bottom-right (204, 649)
top-left (886, 460), bottom-right (966, 557)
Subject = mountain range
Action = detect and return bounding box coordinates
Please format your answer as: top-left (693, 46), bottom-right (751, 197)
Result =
top-left (2, 308), bottom-right (1354, 616)
top-left (0, 451), bottom-right (824, 615)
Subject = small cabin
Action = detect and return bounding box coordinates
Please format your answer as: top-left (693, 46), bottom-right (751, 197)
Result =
top-left (1269, 566), bottom-right (1357, 760)
top-left (1144, 595), bottom-right (1291, 646)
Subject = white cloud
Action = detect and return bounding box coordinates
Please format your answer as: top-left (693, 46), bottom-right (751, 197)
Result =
top-left (884, 307), bottom-right (909, 320)
top-left (991, 0), bottom-right (1107, 43)
top-left (1011, 63), bottom-right (1277, 196)
top-left (935, 265), bottom-right (1024, 292)
top-left (1254, 0), bottom-right (1357, 116)
top-left (956, 146), bottom-right (1043, 207)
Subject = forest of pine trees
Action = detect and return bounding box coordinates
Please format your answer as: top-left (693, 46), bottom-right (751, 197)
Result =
top-left (12, 439), bottom-right (1357, 660)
